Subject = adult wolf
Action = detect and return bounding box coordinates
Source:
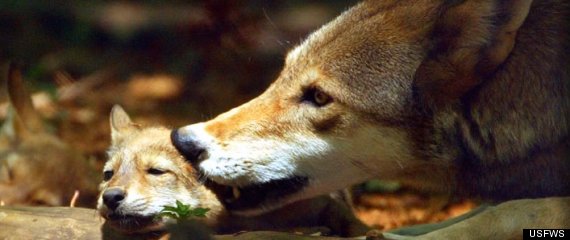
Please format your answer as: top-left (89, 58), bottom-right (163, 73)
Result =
top-left (172, 0), bottom-right (569, 238)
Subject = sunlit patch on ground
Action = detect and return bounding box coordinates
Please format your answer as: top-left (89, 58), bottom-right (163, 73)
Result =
top-left (355, 192), bottom-right (477, 230)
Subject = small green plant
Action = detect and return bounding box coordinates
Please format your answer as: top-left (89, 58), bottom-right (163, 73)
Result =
top-left (156, 200), bottom-right (210, 220)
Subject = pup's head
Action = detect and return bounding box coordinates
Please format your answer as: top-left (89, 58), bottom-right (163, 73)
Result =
top-left (97, 105), bottom-right (222, 233)
top-left (171, 0), bottom-right (533, 215)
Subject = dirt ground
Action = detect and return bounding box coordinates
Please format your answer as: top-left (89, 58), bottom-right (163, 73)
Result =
top-left (355, 192), bottom-right (476, 230)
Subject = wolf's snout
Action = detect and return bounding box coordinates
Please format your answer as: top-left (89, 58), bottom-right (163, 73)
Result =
top-left (102, 188), bottom-right (126, 210)
top-left (171, 128), bottom-right (207, 164)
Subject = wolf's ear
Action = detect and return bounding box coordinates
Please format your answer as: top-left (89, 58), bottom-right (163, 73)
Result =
top-left (1, 63), bottom-right (45, 141)
top-left (110, 104), bottom-right (133, 143)
top-left (414, 0), bottom-right (533, 108)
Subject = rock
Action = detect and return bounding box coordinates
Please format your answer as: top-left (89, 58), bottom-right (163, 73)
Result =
top-left (0, 207), bottom-right (103, 240)
top-left (0, 207), bottom-right (353, 240)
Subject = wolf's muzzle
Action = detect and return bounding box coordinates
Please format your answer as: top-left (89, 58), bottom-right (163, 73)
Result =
top-left (171, 128), bottom-right (207, 165)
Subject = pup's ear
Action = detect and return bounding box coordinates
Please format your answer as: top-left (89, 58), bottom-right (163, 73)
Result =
top-left (0, 63), bottom-right (45, 142)
top-left (414, 0), bottom-right (533, 108)
top-left (110, 104), bottom-right (133, 144)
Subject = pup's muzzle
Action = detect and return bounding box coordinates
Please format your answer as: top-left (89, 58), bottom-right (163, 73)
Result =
top-left (102, 188), bottom-right (126, 210)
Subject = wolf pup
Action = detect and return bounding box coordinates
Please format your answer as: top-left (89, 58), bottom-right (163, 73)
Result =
top-left (172, 0), bottom-right (569, 238)
top-left (98, 105), bottom-right (368, 236)
top-left (0, 64), bottom-right (98, 206)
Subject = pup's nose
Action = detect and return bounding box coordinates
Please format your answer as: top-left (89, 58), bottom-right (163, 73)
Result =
top-left (102, 188), bottom-right (126, 210)
top-left (171, 128), bottom-right (207, 164)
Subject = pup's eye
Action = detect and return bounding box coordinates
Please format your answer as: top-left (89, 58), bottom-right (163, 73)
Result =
top-left (302, 87), bottom-right (332, 107)
top-left (103, 170), bottom-right (113, 181)
top-left (147, 168), bottom-right (166, 175)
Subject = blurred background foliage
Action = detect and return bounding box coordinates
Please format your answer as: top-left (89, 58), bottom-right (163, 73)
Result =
top-left (1, 0), bottom-right (357, 121)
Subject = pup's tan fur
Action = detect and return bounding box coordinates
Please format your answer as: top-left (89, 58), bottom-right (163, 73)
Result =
top-left (172, 0), bottom-right (569, 238)
top-left (0, 64), bottom-right (98, 206)
top-left (98, 105), bottom-right (368, 236)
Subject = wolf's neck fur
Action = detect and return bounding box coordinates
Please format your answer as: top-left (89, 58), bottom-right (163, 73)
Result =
top-left (428, 0), bottom-right (570, 200)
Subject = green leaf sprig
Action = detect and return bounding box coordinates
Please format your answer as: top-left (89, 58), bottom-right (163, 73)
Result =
top-left (156, 200), bottom-right (210, 220)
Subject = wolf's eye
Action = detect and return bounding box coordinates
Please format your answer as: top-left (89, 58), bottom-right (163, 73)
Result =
top-left (302, 87), bottom-right (332, 107)
top-left (147, 168), bottom-right (166, 175)
top-left (103, 170), bottom-right (114, 181)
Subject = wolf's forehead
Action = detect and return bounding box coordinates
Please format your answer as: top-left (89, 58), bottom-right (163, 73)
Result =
top-left (285, 0), bottom-right (429, 72)
top-left (285, 1), bottom-right (387, 65)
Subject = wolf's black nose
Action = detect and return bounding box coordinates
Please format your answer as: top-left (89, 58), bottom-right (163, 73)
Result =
top-left (171, 128), bottom-right (207, 164)
top-left (103, 188), bottom-right (126, 210)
